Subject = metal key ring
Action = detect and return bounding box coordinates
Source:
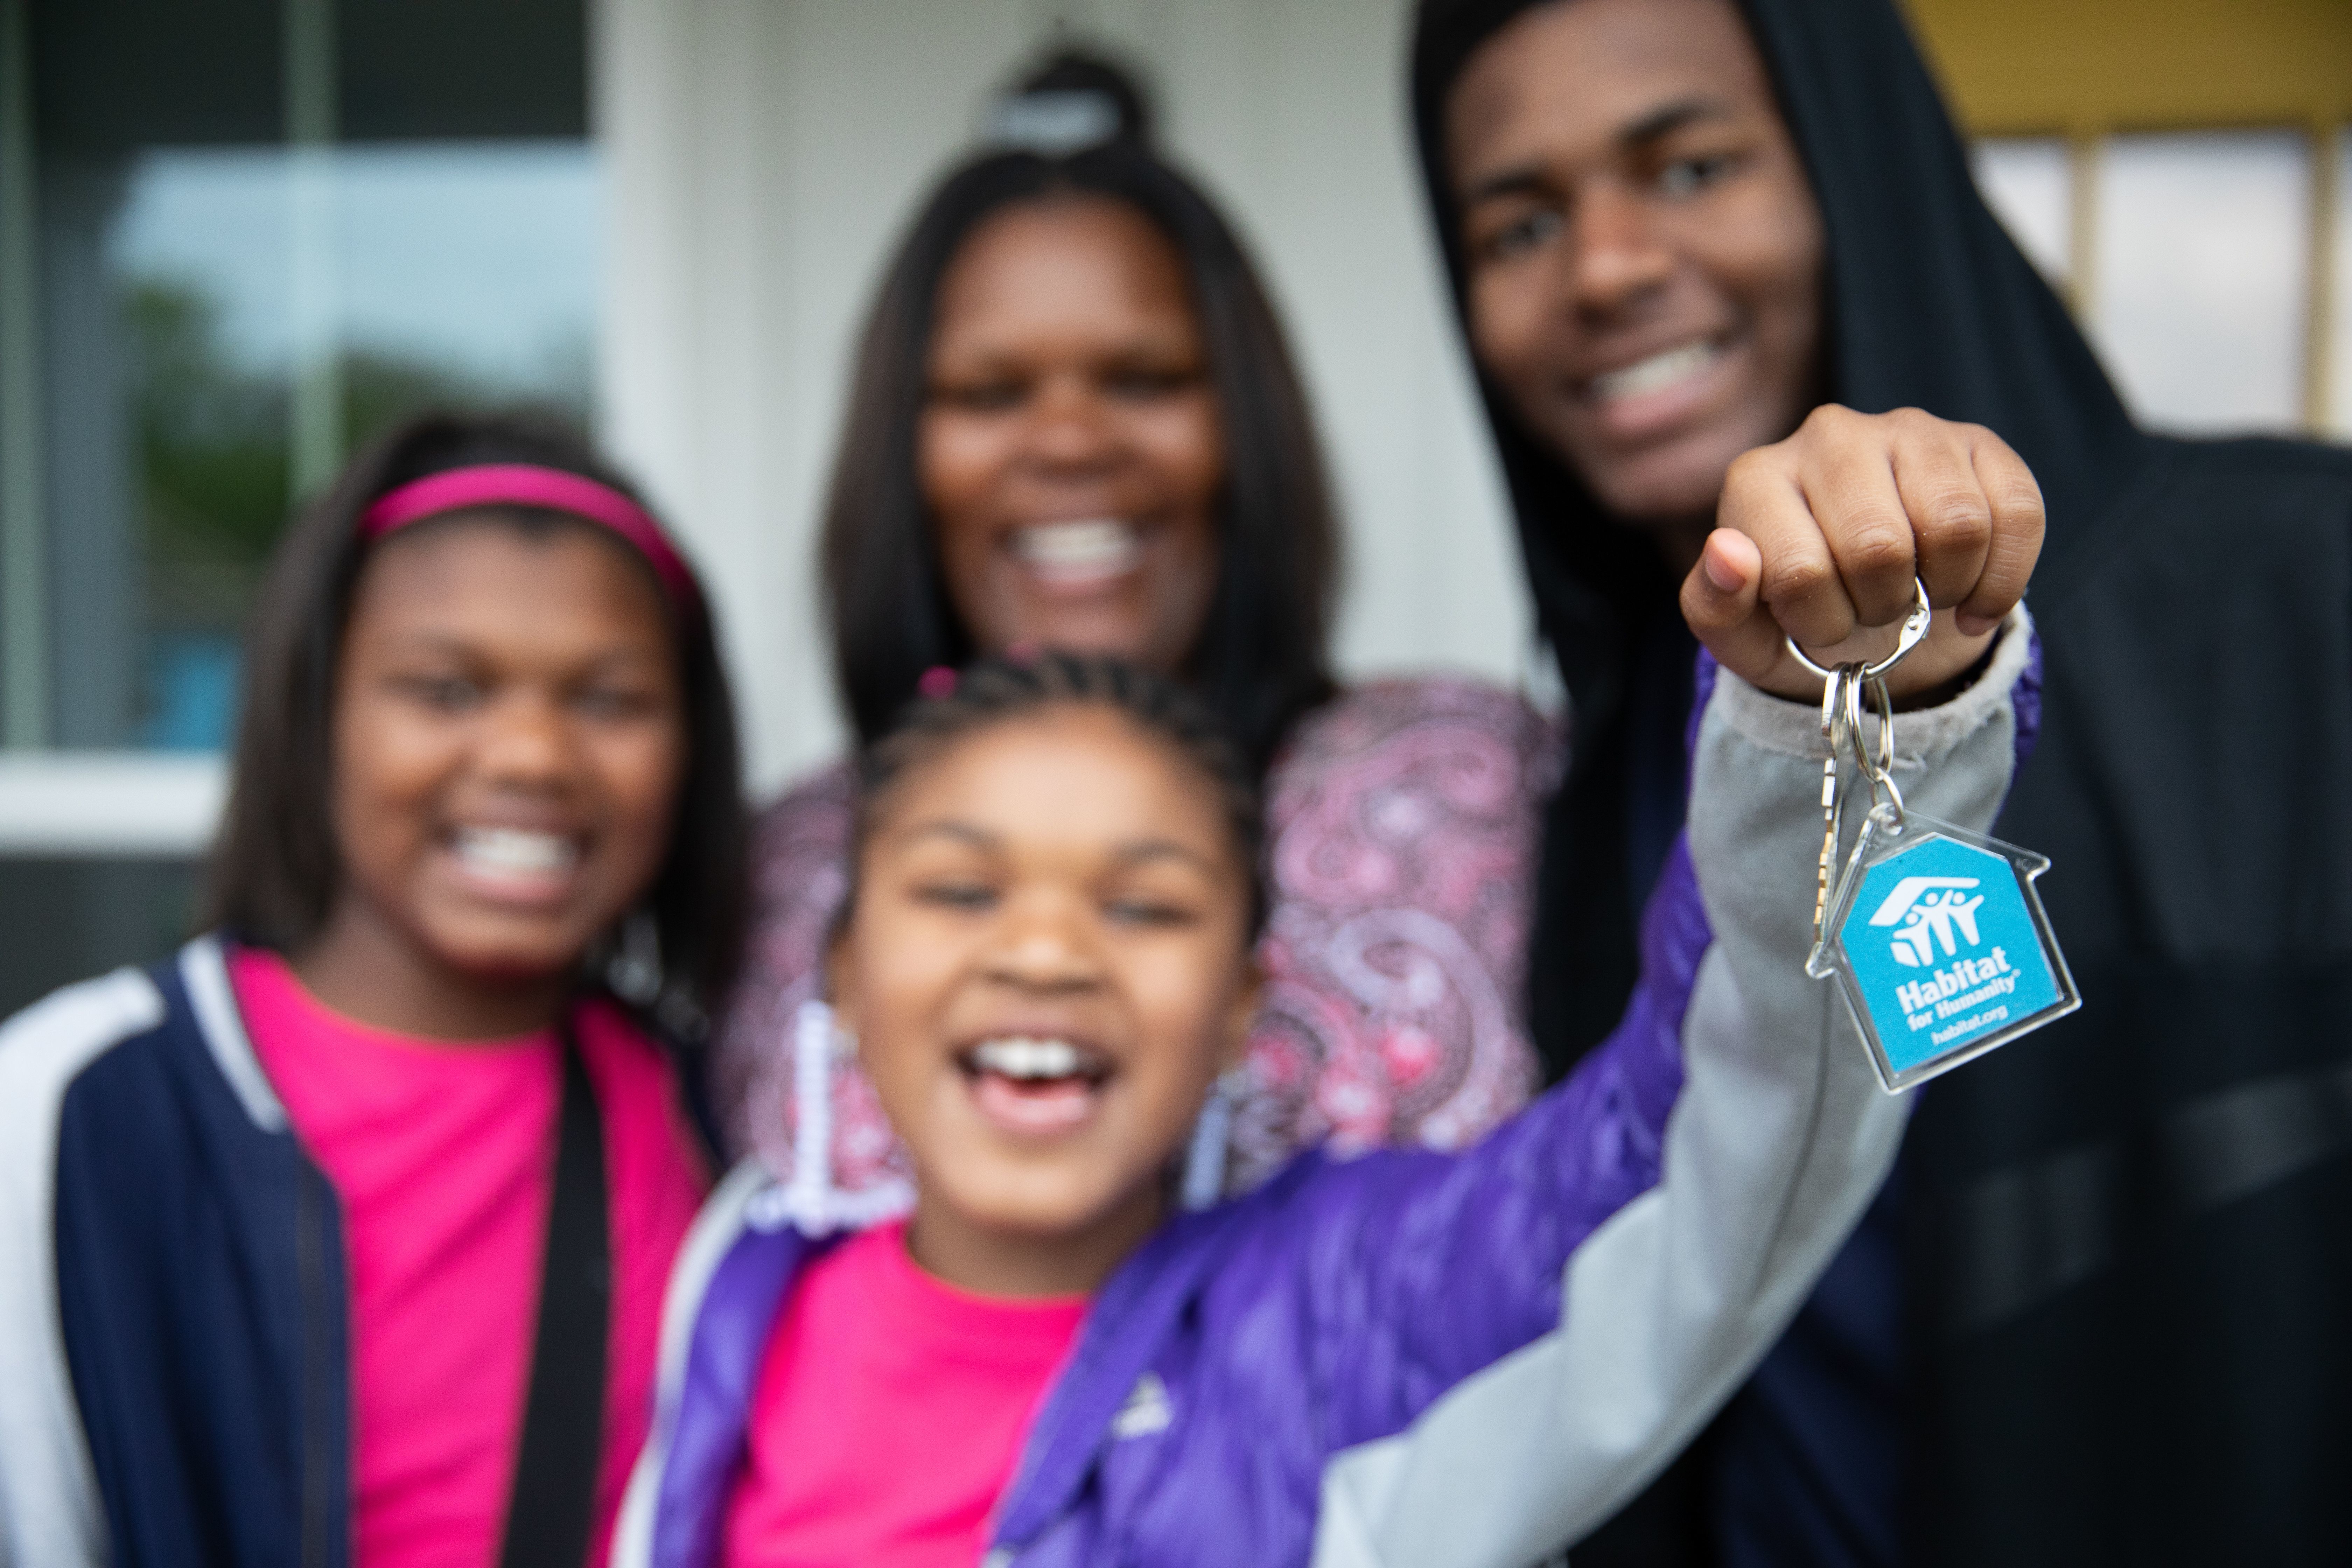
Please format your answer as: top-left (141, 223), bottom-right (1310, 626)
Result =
top-left (1842, 669), bottom-right (1906, 824)
top-left (1785, 576), bottom-right (1933, 682)
top-left (1847, 673), bottom-right (1895, 788)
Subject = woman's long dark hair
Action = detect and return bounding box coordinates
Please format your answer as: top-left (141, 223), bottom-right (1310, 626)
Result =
top-left (205, 411), bottom-right (750, 1026)
top-left (820, 139), bottom-right (1339, 776)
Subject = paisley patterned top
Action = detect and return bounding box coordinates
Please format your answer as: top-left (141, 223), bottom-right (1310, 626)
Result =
top-left (709, 677), bottom-right (1559, 1203)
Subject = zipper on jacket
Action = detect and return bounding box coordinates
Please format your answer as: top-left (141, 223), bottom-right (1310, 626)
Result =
top-left (297, 1158), bottom-right (336, 1568)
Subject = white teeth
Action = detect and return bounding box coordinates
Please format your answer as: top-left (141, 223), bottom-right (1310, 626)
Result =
top-left (454, 827), bottom-right (577, 877)
top-left (971, 1036), bottom-right (1087, 1081)
top-left (1013, 519), bottom-right (1142, 584)
top-left (1590, 341), bottom-right (1720, 404)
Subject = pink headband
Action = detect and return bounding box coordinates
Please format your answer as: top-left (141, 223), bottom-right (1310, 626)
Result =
top-left (359, 463), bottom-right (697, 608)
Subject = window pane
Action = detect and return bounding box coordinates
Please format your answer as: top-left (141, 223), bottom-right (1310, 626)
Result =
top-left (2090, 131), bottom-right (2311, 434)
top-left (10, 0), bottom-right (594, 754)
top-left (1973, 136), bottom-right (2073, 288)
top-left (326, 144), bottom-right (599, 412)
top-left (95, 142), bottom-right (599, 749)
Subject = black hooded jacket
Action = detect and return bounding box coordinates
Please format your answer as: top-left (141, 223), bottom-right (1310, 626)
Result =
top-left (1412, 0), bottom-right (2352, 1562)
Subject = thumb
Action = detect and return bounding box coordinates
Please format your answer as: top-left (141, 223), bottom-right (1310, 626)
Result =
top-left (1682, 528), bottom-right (1808, 693)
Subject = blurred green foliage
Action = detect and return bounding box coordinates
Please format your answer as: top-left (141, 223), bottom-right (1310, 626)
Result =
top-left (125, 273), bottom-right (591, 643)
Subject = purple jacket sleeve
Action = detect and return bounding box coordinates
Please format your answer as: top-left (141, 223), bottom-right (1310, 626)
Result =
top-left (1267, 624), bottom-right (2036, 1455)
top-left (1235, 832), bottom-right (1713, 1449)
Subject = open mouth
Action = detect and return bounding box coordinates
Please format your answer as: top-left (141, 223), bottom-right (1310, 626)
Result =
top-left (1011, 519), bottom-right (1144, 591)
top-left (1585, 338), bottom-right (1724, 406)
top-left (957, 1034), bottom-right (1114, 1135)
top-left (447, 825), bottom-right (582, 902)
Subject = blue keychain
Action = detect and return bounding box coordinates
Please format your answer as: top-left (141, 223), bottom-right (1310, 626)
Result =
top-left (1790, 585), bottom-right (2079, 1093)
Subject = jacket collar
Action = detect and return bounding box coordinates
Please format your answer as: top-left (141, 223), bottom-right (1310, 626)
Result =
top-left (991, 1157), bottom-right (1322, 1548)
top-left (169, 935), bottom-right (288, 1132)
top-left (640, 1173), bottom-right (839, 1568)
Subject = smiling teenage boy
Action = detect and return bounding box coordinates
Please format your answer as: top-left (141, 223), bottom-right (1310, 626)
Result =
top-left (1413, 0), bottom-right (2352, 1562)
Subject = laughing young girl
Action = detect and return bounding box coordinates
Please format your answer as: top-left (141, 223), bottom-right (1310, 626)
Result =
top-left (618, 439), bottom-right (2045, 1566)
top-left (0, 414), bottom-right (746, 1567)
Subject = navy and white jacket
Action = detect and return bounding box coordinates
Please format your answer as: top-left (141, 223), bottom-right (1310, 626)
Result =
top-left (0, 936), bottom-right (353, 1568)
top-left (616, 634), bottom-right (2035, 1568)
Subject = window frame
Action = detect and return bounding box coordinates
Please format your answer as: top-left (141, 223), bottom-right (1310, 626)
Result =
top-left (0, 0), bottom-right (598, 870)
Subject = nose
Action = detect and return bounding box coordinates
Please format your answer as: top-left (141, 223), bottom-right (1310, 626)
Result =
top-left (1564, 180), bottom-right (1674, 317)
top-left (1022, 373), bottom-right (1120, 472)
top-left (981, 890), bottom-right (1105, 995)
top-left (474, 688), bottom-right (576, 790)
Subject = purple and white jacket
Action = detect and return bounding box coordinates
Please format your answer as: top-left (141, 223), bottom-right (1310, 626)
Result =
top-left (616, 622), bottom-right (2035, 1568)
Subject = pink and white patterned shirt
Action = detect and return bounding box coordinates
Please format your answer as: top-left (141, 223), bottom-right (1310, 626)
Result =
top-left (710, 677), bottom-right (1558, 1200)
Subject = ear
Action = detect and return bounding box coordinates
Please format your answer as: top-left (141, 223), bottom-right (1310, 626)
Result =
top-left (1217, 953), bottom-right (1264, 1074)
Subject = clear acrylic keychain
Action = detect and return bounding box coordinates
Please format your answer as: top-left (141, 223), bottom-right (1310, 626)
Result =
top-left (1792, 582), bottom-right (2078, 1092)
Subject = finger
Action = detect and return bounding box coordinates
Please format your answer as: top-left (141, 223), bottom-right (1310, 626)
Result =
top-left (1681, 527), bottom-right (1811, 693)
top-left (1720, 446), bottom-right (1857, 651)
top-left (1889, 415), bottom-right (1993, 618)
top-left (1955, 430), bottom-right (2045, 635)
top-left (1800, 418), bottom-right (1920, 629)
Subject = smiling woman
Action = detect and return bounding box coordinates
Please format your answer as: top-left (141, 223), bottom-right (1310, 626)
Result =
top-left (922, 198), bottom-right (1226, 676)
top-left (714, 59), bottom-right (1559, 1213)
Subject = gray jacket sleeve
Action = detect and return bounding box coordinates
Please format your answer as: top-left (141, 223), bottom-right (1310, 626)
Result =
top-left (1310, 610), bottom-right (2035, 1568)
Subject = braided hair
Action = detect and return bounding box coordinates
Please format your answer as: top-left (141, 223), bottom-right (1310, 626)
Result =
top-left (849, 652), bottom-right (1268, 943)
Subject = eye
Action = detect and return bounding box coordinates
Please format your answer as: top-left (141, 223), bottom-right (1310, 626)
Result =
top-left (933, 376), bottom-right (1029, 413)
top-left (915, 879), bottom-right (999, 912)
top-left (1104, 896), bottom-right (1198, 929)
top-left (1479, 206), bottom-right (1563, 263)
top-left (394, 672), bottom-right (484, 712)
top-left (572, 682), bottom-right (663, 721)
top-left (1101, 364), bottom-right (1199, 402)
top-left (1656, 153), bottom-right (1740, 199)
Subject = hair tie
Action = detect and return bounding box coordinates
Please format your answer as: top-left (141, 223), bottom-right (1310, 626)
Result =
top-left (918, 665), bottom-right (959, 700)
top-left (358, 463), bottom-right (696, 609)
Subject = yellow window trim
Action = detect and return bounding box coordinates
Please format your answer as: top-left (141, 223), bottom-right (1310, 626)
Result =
top-left (1902, 0), bottom-right (2352, 136)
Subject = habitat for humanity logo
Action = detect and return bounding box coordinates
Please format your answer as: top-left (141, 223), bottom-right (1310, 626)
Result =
top-left (1869, 876), bottom-right (1984, 968)
top-left (1869, 874), bottom-right (2020, 1035)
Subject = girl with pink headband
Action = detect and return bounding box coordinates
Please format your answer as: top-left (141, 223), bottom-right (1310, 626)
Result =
top-left (0, 411), bottom-right (747, 1567)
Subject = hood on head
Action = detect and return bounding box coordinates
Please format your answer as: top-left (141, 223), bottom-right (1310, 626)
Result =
top-left (1407, 0), bottom-right (2149, 713)
top-left (1407, 0), bottom-right (2152, 1074)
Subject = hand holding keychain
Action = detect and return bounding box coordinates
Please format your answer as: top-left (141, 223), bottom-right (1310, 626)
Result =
top-left (1787, 581), bottom-right (2078, 1091)
top-left (1678, 407), bottom-right (2068, 1091)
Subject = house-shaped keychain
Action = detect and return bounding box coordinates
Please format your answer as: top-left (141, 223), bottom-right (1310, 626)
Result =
top-left (1809, 807), bottom-right (2081, 1093)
